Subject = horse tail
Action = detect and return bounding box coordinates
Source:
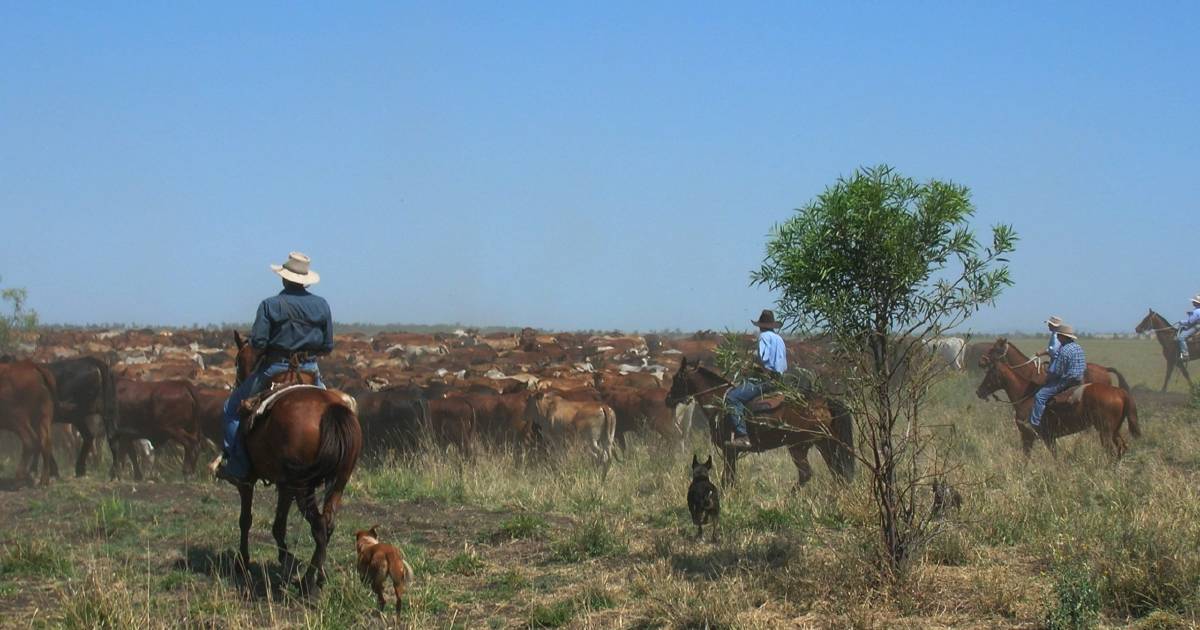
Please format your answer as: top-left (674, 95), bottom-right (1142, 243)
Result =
top-left (1124, 390), bottom-right (1141, 439)
top-left (827, 397), bottom-right (855, 479)
top-left (284, 401), bottom-right (360, 492)
top-left (1106, 367), bottom-right (1131, 393)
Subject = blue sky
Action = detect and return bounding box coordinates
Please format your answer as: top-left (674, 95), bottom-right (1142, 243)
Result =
top-left (1, 3), bottom-right (1196, 333)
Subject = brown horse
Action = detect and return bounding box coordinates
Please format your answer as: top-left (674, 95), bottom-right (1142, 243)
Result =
top-left (975, 342), bottom-right (1140, 457)
top-left (1135, 309), bottom-right (1197, 391)
top-left (979, 337), bottom-right (1130, 391)
top-left (0, 361), bottom-right (58, 485)
top-left (664, 357), bottom-right (854, 487)
top-left (229, 332), bottom-right (362, 595)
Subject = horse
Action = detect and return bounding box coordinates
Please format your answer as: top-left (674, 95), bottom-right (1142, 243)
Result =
top-left (1135, 309), bottom-right (1197, 391)
top-left (664, 357), bottom-right (854, 487)
top-left (975, 341), bottom-right (1140, 458)
top-left (0, 360), bottom-right (58, 485)
top-left (228, 331), bottom-right (362, 595)
top-left (979, 337), bottom-right (1130, 391)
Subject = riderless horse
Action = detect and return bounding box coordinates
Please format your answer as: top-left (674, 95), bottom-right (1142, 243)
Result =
top-left (1135, 309), bottom-right (1197, 392)
top-left (977, 340), bottom-right (1139, 458)
top-left (665, 357), bottom-right (854, 487)
top-left (227, 331), bottom-right (362, 595)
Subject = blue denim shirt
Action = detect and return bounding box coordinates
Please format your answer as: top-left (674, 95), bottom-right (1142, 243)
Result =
top-left (1049, 341), bottom-right (1086, 382)
top-left (1178, 307), bottom-right (1200, 331)
top-left (250, 287), bottom-right (334, 354)
top-left (758, 330), bottom-right (787, 374)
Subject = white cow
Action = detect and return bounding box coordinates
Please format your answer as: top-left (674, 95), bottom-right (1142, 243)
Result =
top-left (925, 336), bottom-right (966, 370)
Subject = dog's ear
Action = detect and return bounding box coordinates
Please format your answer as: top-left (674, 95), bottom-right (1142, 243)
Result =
top-left (691, 454), bottom-right (698, 467)
top-left (704, 455), bottom-right (713, 469)
top-left (369, 524), bottom-right (380, 536)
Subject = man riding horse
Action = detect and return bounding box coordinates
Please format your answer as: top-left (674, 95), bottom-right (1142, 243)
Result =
top-left (724, 309), bottom-right (787, 450)
top-left (215, 252), bottom-right (334, 485)
top-left (1176, 294), bottom-right (1200, 362)
top-left (1019, 323), bottom-right (1085, 435)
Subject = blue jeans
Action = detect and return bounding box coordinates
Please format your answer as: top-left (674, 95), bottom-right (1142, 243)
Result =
top-left (1030, 378), bottom-right (1075, 427)
top-left (1178, 328), bottom-right (1195, 357)
top-left (725, 381), bottom-right (769, 438)
top-left (222, 360), bottom-right (324, 478)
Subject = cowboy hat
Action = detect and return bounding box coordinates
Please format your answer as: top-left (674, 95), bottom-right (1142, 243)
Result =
top-left (1055, 324), bottom-right (1078, 340)
top-left (751, 309), bottom-right (783, 330)
top-left (270, 252), bottom-right (320, 285)
top-left (1192, 294), bottom-right (1200, 305)
top-left (1044, 315), bottom-right (1063, 329)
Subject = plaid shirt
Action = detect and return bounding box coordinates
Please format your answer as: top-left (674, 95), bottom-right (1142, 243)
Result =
top-left (1049, 341), bottom-right (1086, 382)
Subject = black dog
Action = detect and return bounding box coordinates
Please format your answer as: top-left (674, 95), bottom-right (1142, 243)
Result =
top-left (687, 455), bottom-right (720, 541)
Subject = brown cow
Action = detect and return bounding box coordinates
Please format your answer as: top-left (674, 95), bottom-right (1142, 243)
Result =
top-left (0, 361), bottom-right (58, 484)
top-left (597, 384), bottom-right (682, 452)
top-left (463, 389), bottom-right (533, 450)
top-left (111, 378), bottom-right (203, 480)
top-left (425, 395), bottom-right (477, 457)
top-left (524, 391), bottom-right (617, 478)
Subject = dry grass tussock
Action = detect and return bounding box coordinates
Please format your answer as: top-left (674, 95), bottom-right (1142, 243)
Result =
top-left (0, 337), bottom-right (1197, 627)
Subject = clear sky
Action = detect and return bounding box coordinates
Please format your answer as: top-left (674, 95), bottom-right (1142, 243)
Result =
top-left (1, 3), bottom-right (1196, 333)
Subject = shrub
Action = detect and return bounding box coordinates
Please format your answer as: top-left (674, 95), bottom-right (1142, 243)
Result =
top-left (1046, 565), bottom-right (1100, 630)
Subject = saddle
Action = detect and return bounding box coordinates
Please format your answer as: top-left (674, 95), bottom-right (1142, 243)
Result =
top-left (238, 384), bottom-right (325, 436)
top-left (749, 395), bottom-right (786, 414)
top-left (1050, 383), bottom-right (1090, 408)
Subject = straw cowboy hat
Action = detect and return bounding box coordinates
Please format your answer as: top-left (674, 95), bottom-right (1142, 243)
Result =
top-left (751, 309), bottom-right (783, 330)
top-left (270, 252), bottom-right (320, 285)
top-left (1192, 294), bottom-right (1200, 306)
top-left (1044, 315), bottom-right (1063, 329)
top-left (1055, 324), bottom-right (1078, 340)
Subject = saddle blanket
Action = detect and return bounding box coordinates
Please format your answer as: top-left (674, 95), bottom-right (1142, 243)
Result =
top-left (1051, 383), bottom-right (1090, 407)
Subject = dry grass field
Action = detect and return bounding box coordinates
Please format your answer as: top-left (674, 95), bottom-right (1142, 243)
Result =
top-left (1, 336), bottom-right (1198, 628)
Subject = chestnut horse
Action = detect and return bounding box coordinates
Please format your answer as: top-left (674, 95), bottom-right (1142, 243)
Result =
top-left (0, 361), bottom-right (58, 485)
top-left (229, 332), bottom-right (362, 595)
top-left (665, 357), bottom-right (854, 487)
top-left (979, 337), bottom-right (1130, 391)
top-left (1135, 309), bottom-right (1197, 392)
top-left (976, 341), bottom-right (1140, 457)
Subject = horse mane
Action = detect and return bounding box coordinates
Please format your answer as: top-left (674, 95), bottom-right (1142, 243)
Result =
top-left (694, 364), bottom-right (731, 385)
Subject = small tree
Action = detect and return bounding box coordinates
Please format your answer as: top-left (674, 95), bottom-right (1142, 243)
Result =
top-left (752, 165), bottom-right (1016, 579)
top-left (0, 276), bottom-right (39, 354)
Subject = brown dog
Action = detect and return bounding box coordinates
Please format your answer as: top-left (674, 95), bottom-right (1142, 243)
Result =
top-left (355, 525), bottom-right (414, 612)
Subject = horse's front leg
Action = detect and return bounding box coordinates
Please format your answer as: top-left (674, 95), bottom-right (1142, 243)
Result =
top-left (237, 483), bottom-right (255, 571)
top-left (720, 445), bottom-right (738, 488)
top-left (1162, 359), bottom-right (1177, 392)
top-left (1180, 362), bottom-right (1194, 389)
top-left (272, 487), bottom-right (295, 571)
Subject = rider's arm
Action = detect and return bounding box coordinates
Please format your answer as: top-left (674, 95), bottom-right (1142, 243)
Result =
top-left (320, 303), bottom-right (335, 355)
top-left (249, 300), bottom-right (272, 349)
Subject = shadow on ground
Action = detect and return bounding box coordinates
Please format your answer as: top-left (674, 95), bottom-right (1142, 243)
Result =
top-left (175, 545), bottom-right (312, 601)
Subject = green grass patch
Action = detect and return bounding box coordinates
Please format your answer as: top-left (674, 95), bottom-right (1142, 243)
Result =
top-left (551, 519), bottom-right (628, 563)
top-left (0, 540), bottom-right (74, 579)
top-left (444, 550), bottom-right (485, 576)
top-left (486, 513), bottom-right (548, 542)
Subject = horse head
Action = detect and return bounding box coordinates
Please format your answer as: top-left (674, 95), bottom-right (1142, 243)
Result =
top-left (981, 337), bottom-right (1009, 368)
top-left (665, 356), bottom-right (696, 408)
top-left (1135, 308), bottom-right (1162, 335)
top-left (233, 331), bottom-right (261, 386)
top-left (975, 355), bottom-right (1005, 400)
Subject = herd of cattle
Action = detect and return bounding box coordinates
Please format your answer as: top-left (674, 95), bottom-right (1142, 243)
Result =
top-left (0, 327), bottom-right (980, 485)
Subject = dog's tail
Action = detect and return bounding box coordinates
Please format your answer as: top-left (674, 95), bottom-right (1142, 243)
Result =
top-left (395, 559), bottom-right (415, 585)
